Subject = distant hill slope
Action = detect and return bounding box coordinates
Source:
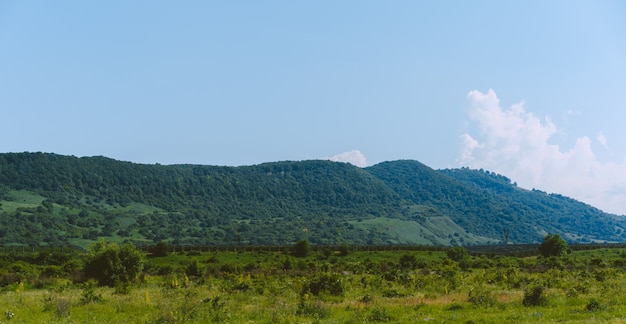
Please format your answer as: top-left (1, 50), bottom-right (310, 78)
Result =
top-left (0, 152), bottom-right (624, 248)
top-left (367, 160), bottom-right (626, 244)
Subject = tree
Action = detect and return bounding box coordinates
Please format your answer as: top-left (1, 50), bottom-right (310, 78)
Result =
top-left (539, 234), bottom-right (569, 257)
top-left (292, 240), bottom-right (311, 258)
top-left (446, 246), bottom-right (468, 261)
top-left (151, 241), bottom-right (169, 257)
top-left (83, 239), bottom-right (144, 287)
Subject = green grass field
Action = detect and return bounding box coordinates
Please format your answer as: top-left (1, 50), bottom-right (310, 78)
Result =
top-left (1, 247), bottom-right (626, 323)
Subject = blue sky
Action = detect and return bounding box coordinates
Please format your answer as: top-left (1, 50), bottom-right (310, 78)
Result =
top-left (1, 1), bottom-right (626, 213)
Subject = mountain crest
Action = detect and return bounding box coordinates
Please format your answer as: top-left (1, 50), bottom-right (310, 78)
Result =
top-left (0, 152), bottom-right (624, 248)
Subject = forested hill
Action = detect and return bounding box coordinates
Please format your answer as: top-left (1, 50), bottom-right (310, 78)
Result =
top-left (367, 160), bottom-right (626, 245)
top-left (0, 152), bottom-right (625, 248)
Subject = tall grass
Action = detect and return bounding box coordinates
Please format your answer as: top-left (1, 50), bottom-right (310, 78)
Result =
top-left (1, 249), bottom-right (626, 322)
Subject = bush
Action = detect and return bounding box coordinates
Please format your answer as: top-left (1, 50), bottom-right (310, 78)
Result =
top-left (338, 245), bottom-right (350, 257)
top-left (468, 287), bottom-right (497, 307)
top-left (399, 254), bottom-right (418, 269)
top-left (80, 281), bottom-right (103, 305)
top-left (522, 284), bottom-right (547, 307)
top-left (83, 239), bottom-right (144, 287)
top-left (586, 298), bottom-right (602, 312)
top-left (447, 247), bottom-right (468, 262)
top-left (539, 234), bottom-right (569, 257)
top-left (302, 273), bottom-right (344, 297)
top-left (293, 240), bottom-right (311, 258)
top-left (368, 307), bottom-right (393, 322)
top-left (296, 298), bottom-right (330, 318)
top-left (185, 259), bottom-right (204, 278)
top-left (151, 241), bottom-right (169, 257)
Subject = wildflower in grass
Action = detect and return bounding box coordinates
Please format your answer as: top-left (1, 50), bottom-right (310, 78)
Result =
top-left (4, 310), bottom-right (15, 320)
top-left (15, 281), bottom-right (24, 303)
top-left (145, 291), bottom-right (151, 305)
top-left (15, 281), bottom-right (24, 294)
top-left (170, 277), bottom-right (179, 289)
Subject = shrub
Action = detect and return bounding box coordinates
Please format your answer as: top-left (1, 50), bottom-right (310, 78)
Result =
top-left (368, 307), bottom-right (392, 322)
top-left (293, 240), bottom-right (311, 258)
top-left (382, 289), bottom-right (408, 298)
top-left (83, 239), bottom-right (144, 287)
top-left (447, 247), bottom-right (468, 262)
top-left (586, 298), bottom-right (602, 312)
top-left (80, 281), bottom-right (103, 305)
top-left (185, 259), bottom-right (204, 278)
top-left (468, 287), bottom-right (497, 307)
top-left (539, 234), bottom-right (569, 257)
top-left (302, 273), bottom-right (344, 297)
top-left (399, 254), bottom-right (418, 269)
top-left (296, 298), bottom-right (330, 319)
top-left (522, 284), bottom-right (547, 307)
top-left (151, 241), bottom-right (169, 257)
top-left (338, 245), bottom-right (350, 256)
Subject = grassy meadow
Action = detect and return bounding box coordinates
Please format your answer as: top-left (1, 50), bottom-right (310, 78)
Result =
top-left (1, 246), bottom-right (626, 323)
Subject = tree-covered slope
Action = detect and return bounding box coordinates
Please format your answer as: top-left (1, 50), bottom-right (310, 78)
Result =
top-left (366, 160), bottom-right (626, 243)
top-left (441, 167), bottom-right (626, 243)
top-left (0, 152), bottom-right (625, 247)
top-left (0, 153), bottom-right (404, 247)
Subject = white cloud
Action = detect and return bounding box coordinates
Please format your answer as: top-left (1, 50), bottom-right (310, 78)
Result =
top-left (597, 132), bottom-right (609, 150)
top-left (459, 89), bottom-right (626, 215)
top-left (326, 150), bottom-right (368, 167)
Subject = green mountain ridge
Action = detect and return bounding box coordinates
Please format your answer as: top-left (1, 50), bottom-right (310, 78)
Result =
top-left (0, 152), bottom-right (624, 248)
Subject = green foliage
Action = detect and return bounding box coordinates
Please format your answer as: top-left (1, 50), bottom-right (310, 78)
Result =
top-left (293, 240), bottom-right (311, 258)
top-left (302, 273), bottom-right (344, 297)
top-left (83, 240), bottom-right (144, 287)
top-left (1, 152), bottom-right (625, 247)
top-left (372, 161), bottom-right (626, 244)
top-left (468, 286), bottom-right (497, 307)
top-left (367, 307), bottom-right (393, 322)
top-left (539, 234), bottom-right (569, 257)
top-left (185, 259), bottom-right (204, 278)
top-left (1, 248), bottom-right (626, 322)
top-left (585, 298), bottom-right (602, 312)
top-left (151, 241), bottom-right (169, 257)
top-left (296, 297), bottom-right (330, 319)
top-left (522, 284), bottom-right (548, 307)
top-left (338, 244), bottom-right (350, 256)
top-left (447, 246), bottom-right (468, 261)
top-left (398, 253), bottom-right (418, 269)
top-left (80, 281), bottom-right (103, 305)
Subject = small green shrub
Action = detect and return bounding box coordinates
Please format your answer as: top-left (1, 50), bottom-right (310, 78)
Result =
top-left (368, 307), bottom-right (392, 322)
top-left (447, 247), bottom-right (468, 261)
top-left (468, 287), bottom-right (497, 307)
top-left (296, 298), bottom-right (330, 319)
top-left (185, 259), bottom-right (204, 278)
top-left (302, 273), bottom-right (344, 297)
top-left (399, 253), bottom-right (418, 269)
top-left (522, 284), bottom-right (547, 307)
top-left (293, 240), bottom-right (311, 258)
top-left (586, 298), bottom-right (602, 312)
top-left (114, 281), bottom-right (132, 295)
top-left (539, 234), bottom-right (569, 257)
top-left (359, 294), bottom-right (374, 303)
top-left (151, 241), bottom-right (169, 257)
top-left (382, 288), bottom-right (408, 298)
top-left (80, 281), bottom-right (103, 305)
